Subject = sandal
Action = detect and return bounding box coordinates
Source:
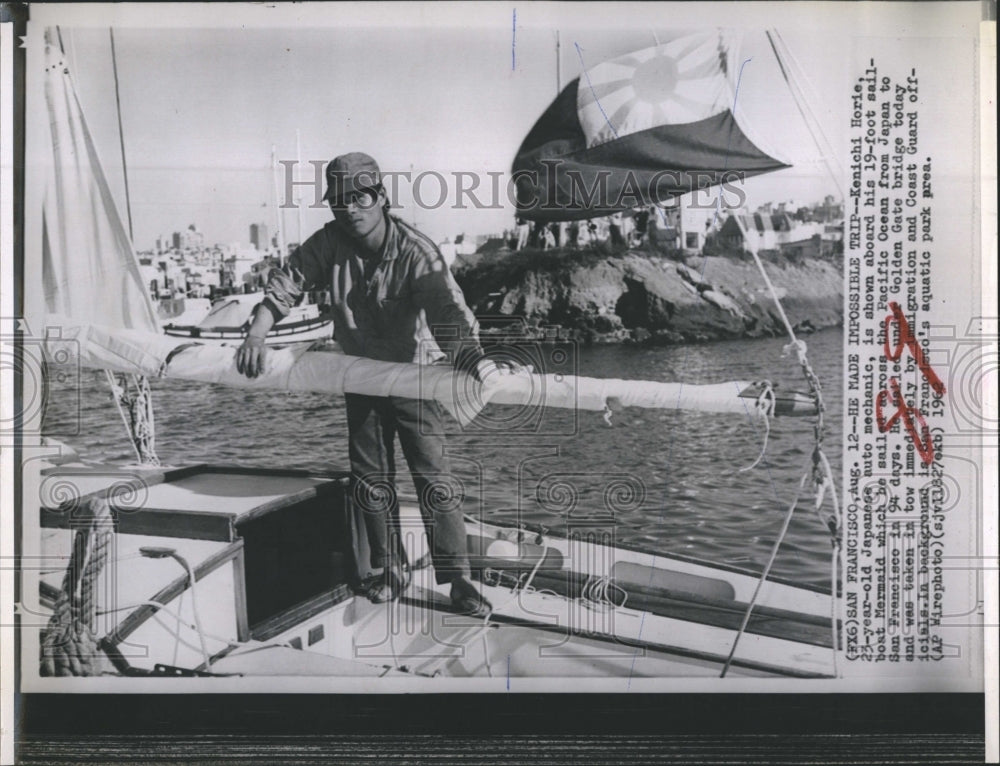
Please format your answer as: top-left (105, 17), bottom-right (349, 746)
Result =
top-left (450, 576), bottom-right (492, 618)
top-left (368, 563), bottom-right (409, 604)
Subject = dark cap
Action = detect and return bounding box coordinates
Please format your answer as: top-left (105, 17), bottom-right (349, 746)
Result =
top-left (323, 152), bottom-right (381, 203)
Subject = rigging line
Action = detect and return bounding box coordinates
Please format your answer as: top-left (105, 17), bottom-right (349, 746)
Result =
top-left (104, 370), bottom-right (143, 464)
top-left (149, 611), bottom-right (208, 659)
top-left (747, 244), bottom-right (803, 354)
top-left (774, 28), bottom-right (845, 182)
top-left (175, 554), bottom-right (212, 671)
top-left (109, 28), bottom-right (134, 241)
top-left (98, 600), bottom-right (247, 648)
top-left (773, 30), bottom-right (842, 167)
top-left (64, 28), bottom-right (80, 84)
top-left (765, 30), bottom-right (846, 200)
top-left (817, 448), bottom-right (844, 674)
top-left (107, 30), bottom-right (160, 465)
top-left (780, 66), bottom-right (844, 192)
top-left (744, 230), bottom-right (841, 675)
top-left (172, 590), bottom-right (184, 667)
top-left (720, 471), bottom-right (808, 678)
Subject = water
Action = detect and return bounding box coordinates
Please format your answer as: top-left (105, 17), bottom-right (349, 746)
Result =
top-left (41, 328), bottom-right (842, 588)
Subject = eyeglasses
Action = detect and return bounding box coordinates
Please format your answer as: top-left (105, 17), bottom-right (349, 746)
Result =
top-left (328, 187), bottom-right (381, 212)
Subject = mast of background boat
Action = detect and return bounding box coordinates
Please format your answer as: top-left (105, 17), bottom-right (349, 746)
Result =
top-left (295, 129), bottom-right (305, 250)
top-left (271, 145), bottom-right (287, 266)
top-left (105, 28), bottom-right (160, 466)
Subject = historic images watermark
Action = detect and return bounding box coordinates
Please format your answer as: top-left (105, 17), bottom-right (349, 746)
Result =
top-left (279, 160), bottom-right (750, 213)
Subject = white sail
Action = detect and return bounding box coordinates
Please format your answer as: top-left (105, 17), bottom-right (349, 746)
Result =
top-left (29, 30), bottom-right (159, 334)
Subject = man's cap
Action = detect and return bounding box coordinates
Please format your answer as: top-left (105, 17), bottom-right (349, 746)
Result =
top-left (323, 152), bottom-right (381, 203)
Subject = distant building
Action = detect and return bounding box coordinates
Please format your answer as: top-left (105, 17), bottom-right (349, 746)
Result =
top-left (221, 249), bottom-right (260, 291)
top-left (250, 222), bottom-right (269, 251)
top-left (171, 224), bottom-right (204, 251)
top-left (715, 204), bottom-right (842, 257)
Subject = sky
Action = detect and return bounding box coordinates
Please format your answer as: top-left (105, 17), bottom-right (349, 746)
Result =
top-left (34, 2), bottom-right (876, 249)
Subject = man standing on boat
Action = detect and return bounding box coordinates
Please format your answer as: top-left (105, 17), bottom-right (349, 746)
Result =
top-left (236, 152), bottom-right (492, 618)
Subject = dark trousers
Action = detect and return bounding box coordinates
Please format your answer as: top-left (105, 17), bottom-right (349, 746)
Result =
top-left (345, 393), bottom-right (470, 585)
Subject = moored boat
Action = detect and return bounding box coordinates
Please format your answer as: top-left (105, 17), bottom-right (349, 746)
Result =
top-left (163, 292), bottom-right (334, 346)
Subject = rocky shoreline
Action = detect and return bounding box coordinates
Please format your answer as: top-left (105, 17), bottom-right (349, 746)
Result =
top-left (454, 246), bottom-right (843, 345)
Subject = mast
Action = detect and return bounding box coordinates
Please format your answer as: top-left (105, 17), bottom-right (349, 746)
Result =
top-left (106, 27), bottom-right (160, 466)
top-left (109, 29), bottom-right (134, 239)
top-left (295, 129), bottom-right (304, 247)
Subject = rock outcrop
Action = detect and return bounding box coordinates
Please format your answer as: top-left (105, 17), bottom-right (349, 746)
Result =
top-left (455, 248), bottom-right (842, 344)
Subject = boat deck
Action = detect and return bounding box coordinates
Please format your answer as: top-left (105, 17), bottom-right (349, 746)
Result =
top-left (34, 463), bottom-right (837, 679)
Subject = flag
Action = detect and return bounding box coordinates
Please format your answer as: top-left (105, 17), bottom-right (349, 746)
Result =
top-left (512, 32), bottom-right (789, 222)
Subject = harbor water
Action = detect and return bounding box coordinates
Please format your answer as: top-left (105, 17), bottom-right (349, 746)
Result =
top-left (41, 328), bottom-right (843, 589)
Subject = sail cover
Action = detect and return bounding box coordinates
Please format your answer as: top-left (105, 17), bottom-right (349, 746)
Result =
top-left (34, 30), bottom-right (159, 333)
top-left (512, 32), bottom-right (789, 222)
top-left (43, 319), bottom-right (795, 427)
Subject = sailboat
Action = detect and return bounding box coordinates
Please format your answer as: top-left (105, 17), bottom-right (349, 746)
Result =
top-left (25, 27), bottom-right (842, 680)
top-left (162, 291), bottom-right (334, 346)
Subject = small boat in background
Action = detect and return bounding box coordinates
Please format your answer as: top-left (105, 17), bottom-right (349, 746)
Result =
top-left (163, 292), bottom-right (334, 346)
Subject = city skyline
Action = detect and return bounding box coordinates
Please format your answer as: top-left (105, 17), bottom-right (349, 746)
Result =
top-left (144, 192), bottom-right (843, 259)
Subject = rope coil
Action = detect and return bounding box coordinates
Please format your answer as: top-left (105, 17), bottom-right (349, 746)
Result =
top-left (40, 497), bottom-right (114, 677)
top-left (738, 381), bottom-right (776, 473)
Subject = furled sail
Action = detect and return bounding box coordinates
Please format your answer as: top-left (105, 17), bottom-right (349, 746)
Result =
top-left (511, 31), bottom-right (789, 221)
top-left (42, 318), bottom-right (494, 425)
top-left (43, 318), bottom-right (813, 426)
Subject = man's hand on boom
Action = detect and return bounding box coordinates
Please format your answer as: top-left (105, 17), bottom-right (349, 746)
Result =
top-left (474, 357), bottom-right (534, 385)
top-left (236, 306), bottom-right (276, 378)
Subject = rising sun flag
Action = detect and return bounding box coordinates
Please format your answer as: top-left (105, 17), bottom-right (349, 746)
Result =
top-left (512, 31), bottom-right (789, 221)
